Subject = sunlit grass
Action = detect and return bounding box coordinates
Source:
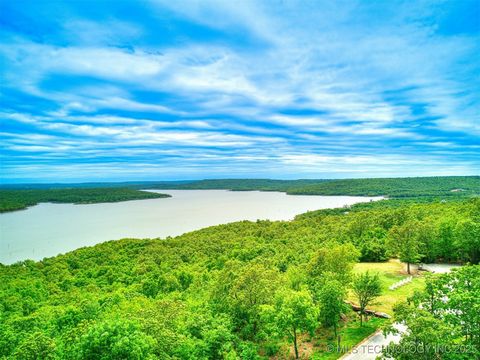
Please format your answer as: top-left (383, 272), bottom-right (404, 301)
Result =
top-left (349, 260), bottom-right (426, 314)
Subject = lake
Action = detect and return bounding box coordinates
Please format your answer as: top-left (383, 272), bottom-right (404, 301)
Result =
top-left (0, 190), bottom-right (382, 264)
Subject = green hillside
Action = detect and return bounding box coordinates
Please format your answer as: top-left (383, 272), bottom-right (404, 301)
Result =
top-left (286, 176), bottom-right (480, 197)
top-left (1, 198), bottom-right (479, 359)
top-left (0, 188), bottom-right (170, 213)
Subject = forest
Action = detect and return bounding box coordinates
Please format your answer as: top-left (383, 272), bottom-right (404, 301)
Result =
top-left (285, 176), bottom-right (480, 198)
top-left (150, 176), bottom-right (480, 199)
top-left (0, 188), bottom-right (170, 213)
top-left (1, 195), bottom-right (479, 359)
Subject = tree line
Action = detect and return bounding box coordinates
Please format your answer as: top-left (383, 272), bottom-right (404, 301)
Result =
top-left (0, 188), bottom-right (170, 213)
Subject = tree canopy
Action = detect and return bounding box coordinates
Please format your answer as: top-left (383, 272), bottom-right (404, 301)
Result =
top-left (1, 196), bottom-right (479, 358)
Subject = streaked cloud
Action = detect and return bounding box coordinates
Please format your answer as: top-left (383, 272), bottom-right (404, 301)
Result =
top-left (0, 0), bottom-right (478, 182)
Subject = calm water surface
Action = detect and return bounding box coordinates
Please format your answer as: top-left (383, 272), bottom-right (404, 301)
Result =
top-left (0, 190), bottom-right (382, 264)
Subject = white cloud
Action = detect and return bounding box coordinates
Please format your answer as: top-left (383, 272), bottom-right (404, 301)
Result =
top-left (1, 0), bottom-right (478, 180)
top-left (0, 41), bottom-right (165, 85)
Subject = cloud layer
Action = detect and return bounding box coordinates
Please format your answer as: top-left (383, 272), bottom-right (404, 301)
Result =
top-left (1, 0), bottom-right (479, 182)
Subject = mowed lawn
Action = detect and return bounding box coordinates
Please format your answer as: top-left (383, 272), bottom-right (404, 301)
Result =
top-left (349, 260), bottom-right (426, 314)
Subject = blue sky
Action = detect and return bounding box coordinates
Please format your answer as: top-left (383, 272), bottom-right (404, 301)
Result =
top-left (1, 0), bottom-right (479, 183)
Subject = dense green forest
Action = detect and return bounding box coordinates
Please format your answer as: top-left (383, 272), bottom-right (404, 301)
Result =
top-left (286, 176), bottom-right (480, 198)
top-left (143, 176), bottom-right (479, 199)
top-left (153, 176), bottom-right (479, 198)
top-left (0, 188), bottom-right (170, 213)
top-left (1, 197), bottom-right (479, 359)
top-left (151, 179), bottom-right (329, 191)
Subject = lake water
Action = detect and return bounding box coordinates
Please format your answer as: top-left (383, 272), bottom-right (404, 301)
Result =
top-left (0, 190), bottom-right (382, 264)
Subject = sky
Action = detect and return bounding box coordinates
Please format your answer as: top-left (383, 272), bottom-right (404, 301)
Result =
top-left (0, 0), bottom-right (479, 183)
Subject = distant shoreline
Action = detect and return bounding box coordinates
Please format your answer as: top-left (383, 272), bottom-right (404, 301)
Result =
top-left (0, 188), bottom-right (171, 213)
top-left (1, 176), bottom-right (478, 213)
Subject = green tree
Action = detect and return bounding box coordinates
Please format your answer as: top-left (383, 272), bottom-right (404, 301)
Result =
top-left (455, 219), bottom-right (480, 264)
top-left (75, 319), bottom-right (155, 360)
top-left (262, 289), bottom-right (318, 359)
top-left (229, 263), bottom-right (280, 338)
top-left (443, 266), bottom-right (480, 350)
top-left (286, 265), bottom-right (307, 291)
top-left (388, 220), bottom-right (423, 274)
top-left (352, 271), bottom-right (382, 326)
top-left (318, 279), bottom-right (347, 336)
top-left (131, 299), bottom-right (188, 359)
top-left (411, 274), bottom-right (444, 316)
top-left (383, 302), bottom-right (458, 360)
top-left (415, 219), bottom-right (438, 263)
top-left (212, 261), bottom-right (280, 339)
top-left (436, 219), bottom-right (457, 262)
top-left (357, 228), bottom-right (389, 262)
top-left (308, 242), bottom-right (359, 290)
top-left (13, 332), bottom-right (56, 360)
top-left (385, 266), bottom-right (480, 358)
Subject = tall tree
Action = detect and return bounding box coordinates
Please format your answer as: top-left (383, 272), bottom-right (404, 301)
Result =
top-left (384, 266), bottom-right (480, 359)
top-left (12, 332), bottom-right (56, 360)
top-left (383, 303), bottom-right (458, 360)
top-left (261, 289), bottom-right (318, 359)
top-left (436, 219), bottom-right (457, 262)
top-left (75, 319), bottom-right (155, 360)
top-left (352, 271), bottom-right (382, 326)
top-left (308, 242), bottom-right (359, 290)
top-left (388, 220), bottom-right (423, 274)
top-left (442, 266), bottom-right (480, 350)
top-left (213, 261), bottom-right (280, 339)
top-left (455, 219), bottom-right (480, 264)
top-left (357, 227), bottom-right (389, 262)
top-left (415, 219), bottom-right (438, 263)
top-left (318, 279), bottom-right (347, 336)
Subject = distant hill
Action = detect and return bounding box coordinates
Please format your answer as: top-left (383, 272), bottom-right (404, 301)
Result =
top-left (285, 176), bottom-right (480, 198)
top-left (149, 178), bottom-right (330, 191)
top-left (143, 176), bottom-right (480, 198)
top-left (0, 188), bottom-right (170, 213)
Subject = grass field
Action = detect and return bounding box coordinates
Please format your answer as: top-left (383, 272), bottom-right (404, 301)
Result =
top-left (349, 260), bottom-right (426, 314)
